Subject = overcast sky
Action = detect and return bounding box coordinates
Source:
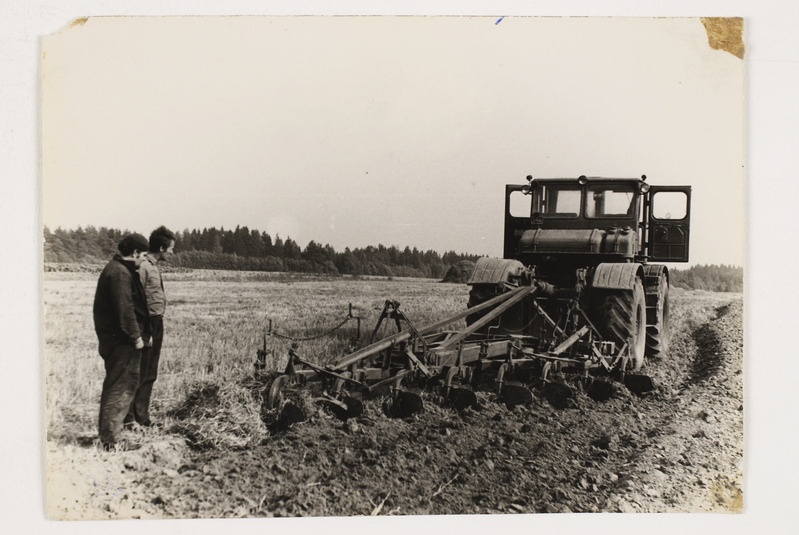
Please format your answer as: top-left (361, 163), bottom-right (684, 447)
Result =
top-left (42, 16), bottom-right (744, 266)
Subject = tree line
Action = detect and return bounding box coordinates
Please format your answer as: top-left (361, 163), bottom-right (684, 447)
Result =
top-left (42, 226), bottom-right (743, 290)
top-left (43, 226), bottom-right (481, 279)
top-left (669, 264), bottom-right (743, 293)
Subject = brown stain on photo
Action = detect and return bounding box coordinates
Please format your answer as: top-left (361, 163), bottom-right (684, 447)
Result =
top-left (70, 17), bottom-right (89, 28)
top-left (711, 476), bottom-right (744, 513)
top-left (701, 17), bottom-right (745, 59)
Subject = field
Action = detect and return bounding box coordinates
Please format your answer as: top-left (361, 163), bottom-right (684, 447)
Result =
top-left (43, 270), bottom-right (744, 518)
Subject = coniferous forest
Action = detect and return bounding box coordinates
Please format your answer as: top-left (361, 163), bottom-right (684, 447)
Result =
top-left (42, 226), bottom-right (480, 280)
top-left (42, 225), bottom-right (743, 291)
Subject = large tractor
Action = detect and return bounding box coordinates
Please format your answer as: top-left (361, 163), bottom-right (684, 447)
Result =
top-left (261, 175), bottom-right (691, 422)
top-left (468, 175), bottom-right (691, 368)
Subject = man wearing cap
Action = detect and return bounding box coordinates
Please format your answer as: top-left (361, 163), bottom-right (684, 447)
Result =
top-left (126, 225), bottom-right (176, 428)
top-left (93, 233), bottom-right (151, 450)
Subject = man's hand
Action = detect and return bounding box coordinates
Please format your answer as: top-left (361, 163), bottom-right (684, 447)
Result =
top-left (134, 337), bottom-right (144, 350)
top-left (144, 335), bottom-right (153, 348)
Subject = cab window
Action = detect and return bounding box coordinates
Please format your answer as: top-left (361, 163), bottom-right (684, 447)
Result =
top-left (541, 187), bottom-right (581, 217)
top-left (651, 191), bottom-right (688, 220)
top-left (585, 187), bottom-right (636, 218)
top-left (508, 190), bottom-right (532, 218)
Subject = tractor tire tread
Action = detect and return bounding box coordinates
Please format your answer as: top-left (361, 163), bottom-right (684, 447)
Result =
top-left (594, 278), bottom-right (647, 371)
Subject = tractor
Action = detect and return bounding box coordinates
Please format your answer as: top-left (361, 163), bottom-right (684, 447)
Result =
top-left (468, 174), bottom-right (691, 369)
top-left (260, 175), bottom-right (691, 424)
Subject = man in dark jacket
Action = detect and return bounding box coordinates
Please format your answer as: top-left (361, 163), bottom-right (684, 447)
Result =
top-left (93, 233), bottom-right (151, 450)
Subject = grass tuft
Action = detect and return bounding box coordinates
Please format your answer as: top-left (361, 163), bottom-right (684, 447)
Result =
top-left (169, 377), bottom-right (269, 451)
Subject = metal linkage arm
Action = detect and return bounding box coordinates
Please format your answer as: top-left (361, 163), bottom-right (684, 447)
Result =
top-left (433, 285), bottom-right (539, 352)
top-left (331, 285), bottom-right (532, 372)
top-left (549, 326), bottom-right (589, 356)
top-left (288, 348), bottom-right (369, 390)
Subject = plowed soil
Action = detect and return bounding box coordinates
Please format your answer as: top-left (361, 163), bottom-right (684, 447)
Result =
top-left (46, 290), bottom-right (743, 518)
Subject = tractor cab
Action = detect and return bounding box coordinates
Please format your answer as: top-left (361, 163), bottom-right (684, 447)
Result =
top-left (530, 178), bottom-right (641, 229)
top-left (504, 175), bottom-right (691, 267)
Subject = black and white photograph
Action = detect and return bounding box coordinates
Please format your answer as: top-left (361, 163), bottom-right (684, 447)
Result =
top-left (4, 2), bottom-right (798, 533)
top-left (39, 14), bottom-right (745, 519)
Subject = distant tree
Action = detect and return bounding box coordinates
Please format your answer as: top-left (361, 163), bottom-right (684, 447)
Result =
top-left (283, 238), bottom-right (302, 259)
top-left (248, 229), bottom-right (264, 257)
top-left (272, 235), bottom-right (284, 258)
top-left (42, 226), bottom-right (57, 262)
top-left (261, 232), bottom-right (273, 257)
top-left (178, 228), bottom-right (197, 252)
top-left (97, 226), bottom-right (120, 257)
top-left (208, 229), bottom-right (223, 254)
top-left (303, 240), bottom-right (335, 268)
top-left (335, 247), bottom-right (362, 275)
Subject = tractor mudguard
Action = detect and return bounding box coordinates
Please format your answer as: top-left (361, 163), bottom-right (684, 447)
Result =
top-left (591, 263), bottom-right (645, 290)
top-left (468, 257), bottom-right (527, 286)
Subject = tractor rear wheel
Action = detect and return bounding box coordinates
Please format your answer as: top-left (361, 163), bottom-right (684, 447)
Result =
top-left (595, 277), bottom-right (647, 371)
top-left (645, 273), bottom-right (670, 359)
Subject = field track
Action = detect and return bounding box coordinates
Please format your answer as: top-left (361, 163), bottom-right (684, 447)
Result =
top-left (43, 272), bottom-right (743, 518)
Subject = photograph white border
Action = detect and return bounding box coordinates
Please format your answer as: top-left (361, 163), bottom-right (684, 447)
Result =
top-left (3, 1), bottom-right (797, 534)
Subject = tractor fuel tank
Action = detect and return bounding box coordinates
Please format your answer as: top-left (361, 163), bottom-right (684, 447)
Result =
top-left (516, 227), bottom-right (638, 258)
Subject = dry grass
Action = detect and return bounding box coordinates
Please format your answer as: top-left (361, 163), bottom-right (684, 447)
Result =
top-left (168, 379), bottom-right (268, 450)
top-left (43, 271), bottom-right (471, 444)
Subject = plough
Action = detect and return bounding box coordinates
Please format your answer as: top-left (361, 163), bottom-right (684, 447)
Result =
top-left (259, 279), bottom-right (655, 429)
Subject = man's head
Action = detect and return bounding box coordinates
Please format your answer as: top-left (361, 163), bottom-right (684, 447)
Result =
top-left (117, 234), bottom-right (150, 267)
top-left (148, 226), bottom-right (176, 260)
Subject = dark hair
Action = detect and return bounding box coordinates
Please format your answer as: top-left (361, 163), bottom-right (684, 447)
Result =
top-left (118, 233), bottom-right (149, 256)
top-left (149, 226), bottom-right (176, 253)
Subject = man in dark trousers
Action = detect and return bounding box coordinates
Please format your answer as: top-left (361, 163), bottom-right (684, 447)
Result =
top-left (93, 233), bottom-right (150, 450)
top-left (127, 226), bottom-right (176, 428)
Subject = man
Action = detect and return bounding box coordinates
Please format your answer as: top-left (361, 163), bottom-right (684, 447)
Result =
top-left (127, 226), bottom-right (176, 428)
top-left (93, 233), bottom-right (150, 450)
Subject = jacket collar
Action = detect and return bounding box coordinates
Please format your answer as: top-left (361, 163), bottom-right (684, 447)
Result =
top-left (113, 253), bottom-right (139, 272)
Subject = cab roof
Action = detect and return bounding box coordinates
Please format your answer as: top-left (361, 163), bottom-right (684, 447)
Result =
top-left (528, 175), bottom-right (647, 184)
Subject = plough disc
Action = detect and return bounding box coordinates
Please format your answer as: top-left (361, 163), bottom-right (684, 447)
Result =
top-left (317, 395), bottom-right (364, 420)
top-left (443, 367), bottom-right (478, 411)
top-left (269, 401), bottom-right (306, 433)
top-left (623, 374), bottom-right (656, 396)
top-left (447, 386), bottom-right (478, 411)
top-left (585, 378), bottom-right (616, 402)
top-left (542, 381), bottom-right (575, 409)
top-left (498, 381), bottom-right (534, 409)
top-left (383, 389), bottom-right (425, 418)
top-left (266, 374), bottom-right (290, 410)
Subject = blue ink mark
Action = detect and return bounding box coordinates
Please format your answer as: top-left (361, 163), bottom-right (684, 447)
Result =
top-left (495, 17), bottom-right (504, 25)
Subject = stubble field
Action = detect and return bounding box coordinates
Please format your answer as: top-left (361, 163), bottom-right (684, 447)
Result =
top-left (43, 269), bottom-right (744, 519)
